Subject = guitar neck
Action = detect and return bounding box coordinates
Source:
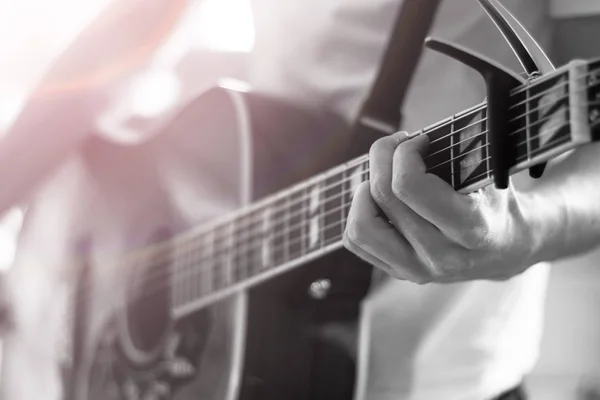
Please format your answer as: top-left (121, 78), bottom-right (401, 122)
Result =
top-left (131, 58), bottom-right (600, 317)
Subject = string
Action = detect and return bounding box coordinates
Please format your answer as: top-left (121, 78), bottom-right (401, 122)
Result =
top-left (110, 117), bottom-right (578, 308)
top-left (123, 70), bottom-right (600, 269)
top-left (127, 68), bottom-right (600, 266)
top-left (72, 64), bottom-right (600, 306)
top-left (427, 66), bottom-right (599, 146)
top-left (425, 75), bottom-right (600, 160)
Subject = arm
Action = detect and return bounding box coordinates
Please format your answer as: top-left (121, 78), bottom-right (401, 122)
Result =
top-left (343, 131), bottom-right (600, 283)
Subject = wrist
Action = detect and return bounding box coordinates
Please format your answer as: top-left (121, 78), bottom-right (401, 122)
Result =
top-left (521, 190), bottom-right (568, 264)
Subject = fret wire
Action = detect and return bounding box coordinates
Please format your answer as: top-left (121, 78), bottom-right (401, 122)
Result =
top-left (156, 75), bottom-right (598, 263)
top-left (173, 241), bottom-right (182, 307)
top-left (110, 118), bottom-right (583, 307)
top-left (284, 197), bottom-right (290, 263)
top-left (341, 168), bottom-right (347, 234)
top-left (172, 118), bottom-right (571, 290)
top-left (484, 106), bottom-right (492, 180)
top-left (526, 85), bottom-right (532, 164)
top-left (426, 67), bottom-right (590, 147)
top-left (318, 181), bottom-right (325, 250)
top-left (300, 186), bottom-right (307, 258)
top-left (428, 112), bottom-right (572, 173)
top-left (173, 121), bottom-right (574, 284)
top-left (122, 109), bottom-right (571, 299)
top-left (450, 115), bottom-right (456, 188)
top-left (76, 65), bottom-right (600, 304)
top-left (104, 68), bottom-right (597, 290)
top-left (426, 83), bottom-right (588, 163)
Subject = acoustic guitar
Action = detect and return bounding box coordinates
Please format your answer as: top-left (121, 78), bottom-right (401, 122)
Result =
top-left (54, 51), bottom-right (600, 400)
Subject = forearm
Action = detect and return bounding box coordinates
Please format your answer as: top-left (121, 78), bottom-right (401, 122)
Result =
top-left (525, 142), bottom-right (600, 263)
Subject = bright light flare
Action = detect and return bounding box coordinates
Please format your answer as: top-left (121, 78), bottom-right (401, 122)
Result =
top-left (130, 69), bottom-right (181, 118)
top-left (193, 0), bottom-right (255, 53)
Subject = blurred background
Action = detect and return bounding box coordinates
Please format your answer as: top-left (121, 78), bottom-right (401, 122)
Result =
top-left (0, 1), bottom-right (600, 399)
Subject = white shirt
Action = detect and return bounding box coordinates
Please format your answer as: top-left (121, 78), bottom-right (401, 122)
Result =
top-left (247, 0), bottom-right (551, 399)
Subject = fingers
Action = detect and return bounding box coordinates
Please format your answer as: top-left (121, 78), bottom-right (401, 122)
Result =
top-left (391, 135), bottom-right (489, 249)
top-left (368, 132), bottom-right (450, 257)
top-left (343, 182), bottom-right (431, 283)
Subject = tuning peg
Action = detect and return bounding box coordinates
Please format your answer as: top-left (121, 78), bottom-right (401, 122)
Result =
top-left (478, 0), bottom-right (555, 178)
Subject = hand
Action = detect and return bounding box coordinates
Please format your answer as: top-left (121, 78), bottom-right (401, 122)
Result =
top-left (343, 131), bottom-right (548, 284)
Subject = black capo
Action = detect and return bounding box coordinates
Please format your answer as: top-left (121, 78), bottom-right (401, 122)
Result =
top-left (424, 0), bottom-right (555, 189)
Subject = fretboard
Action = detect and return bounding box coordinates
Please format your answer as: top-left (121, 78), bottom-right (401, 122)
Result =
top-left (129, 57), bottom-right (600, 317)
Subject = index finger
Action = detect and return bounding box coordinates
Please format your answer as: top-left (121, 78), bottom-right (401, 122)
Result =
top-left (391, 135), bottom-right (486, 249)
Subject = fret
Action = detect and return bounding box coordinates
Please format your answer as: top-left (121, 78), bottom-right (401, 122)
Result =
top-left (526, 70), bottom-right (571, 158)
top-left (322, 172), bottom-right (344, 247)
top-left (345, 162), bottom-right (366, 222)
top-left (211, 224), bottom-right (228, 291)
top-left (340, 168), bottom-right (348, 234)
top-left (318, 181), bottom-right (325, 249)
top-left (172, 240), bottom-right (183, 308)
top-left (511, 84), bottom-right (528, 165)
top-left (300, 187), bottom-right (307, 258)
top-left (181, 240), bottom-right (192, 306)
top-left (448, 105), bottom-right (490, 191)
top-left (201, 230), bottom-right (215, 297)
top-left (231, 214), bottom-right (249, 283)
top-left (286, 189), bottom-right (306, 260)
top-left (283, 197), bottom-right (290, 262)
top-left (244, 210), bottom-right (263, 278)
top-left (261, 207), bottom-right (274, 270)
top-left (189, 237), bottom-right (202, 302)
top-left (423, 116), bottom-right (454, 187)
top-left (165, 59), bottom-right (600, 318)
top-left (484, 107), bottom-right (492, 181)
top-left (271, 198), bottom-right (287, 266)
top-left (586, 59), bottom-right (600, 141)
top-left (175, 237), bottom-right (194, 307)
top-left (225, 221), bottom-right (236, 286)
top-left (450, 116), bottom-right (456, 188)
top-left (525, 85), bottom-right (532, 164)
top-left (308, 183), bottom-right (321, 250)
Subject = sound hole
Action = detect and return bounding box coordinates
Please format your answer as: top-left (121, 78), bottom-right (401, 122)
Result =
top-left (126, 257), bottom-right (171, 356)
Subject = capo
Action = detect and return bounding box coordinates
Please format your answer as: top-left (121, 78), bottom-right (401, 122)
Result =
top-left (477, 0), bottom-right (556, 178)
top-left (424, 0), bottom-right (557, 187)
top-left (425, 39), bottom-right (524, 189)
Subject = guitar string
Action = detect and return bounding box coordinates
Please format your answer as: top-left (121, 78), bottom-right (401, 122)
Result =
top-left (427, 119), bottom-right (570, 172)
top-left (122, 79), bottom-right (594, 269)
top-left (426, 77), bottom-right (600, 160)
top-left (427, 68), bottom-right (598, 146)
top-left (112, 68), bottom-right (600, 271)
top-left (72, 68), bottom-right (599, 301)
top-left (153, 124), bottom-right (574, 307)
top-left (70, 90), bottom-right (592, 304)
top-left (104, 128), bottom-right (576, 307)
top-left (73, 94), bottom-right (591, 303)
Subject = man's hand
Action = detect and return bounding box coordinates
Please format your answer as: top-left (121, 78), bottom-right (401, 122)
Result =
top-left (343, 131), bottom-right (552, 284)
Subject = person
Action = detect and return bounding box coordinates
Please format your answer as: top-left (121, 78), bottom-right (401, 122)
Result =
top-left (0, 1), bottom-right (583, 400)
top-left (247, 0), bottom-right (559, 399)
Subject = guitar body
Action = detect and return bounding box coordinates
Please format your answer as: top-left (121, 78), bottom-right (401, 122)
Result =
top-left (70, 84), bottom-right (377, 400)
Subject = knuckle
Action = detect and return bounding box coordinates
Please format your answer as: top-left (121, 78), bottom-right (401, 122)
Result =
top-left (390, 171), bottom-right (412, 203)
top-left (343, 225), bottom-right (359, 248)
top-left (369, 177), bottom-right (394, 207)
top-left (369, 136), bottom-right (397, 160)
